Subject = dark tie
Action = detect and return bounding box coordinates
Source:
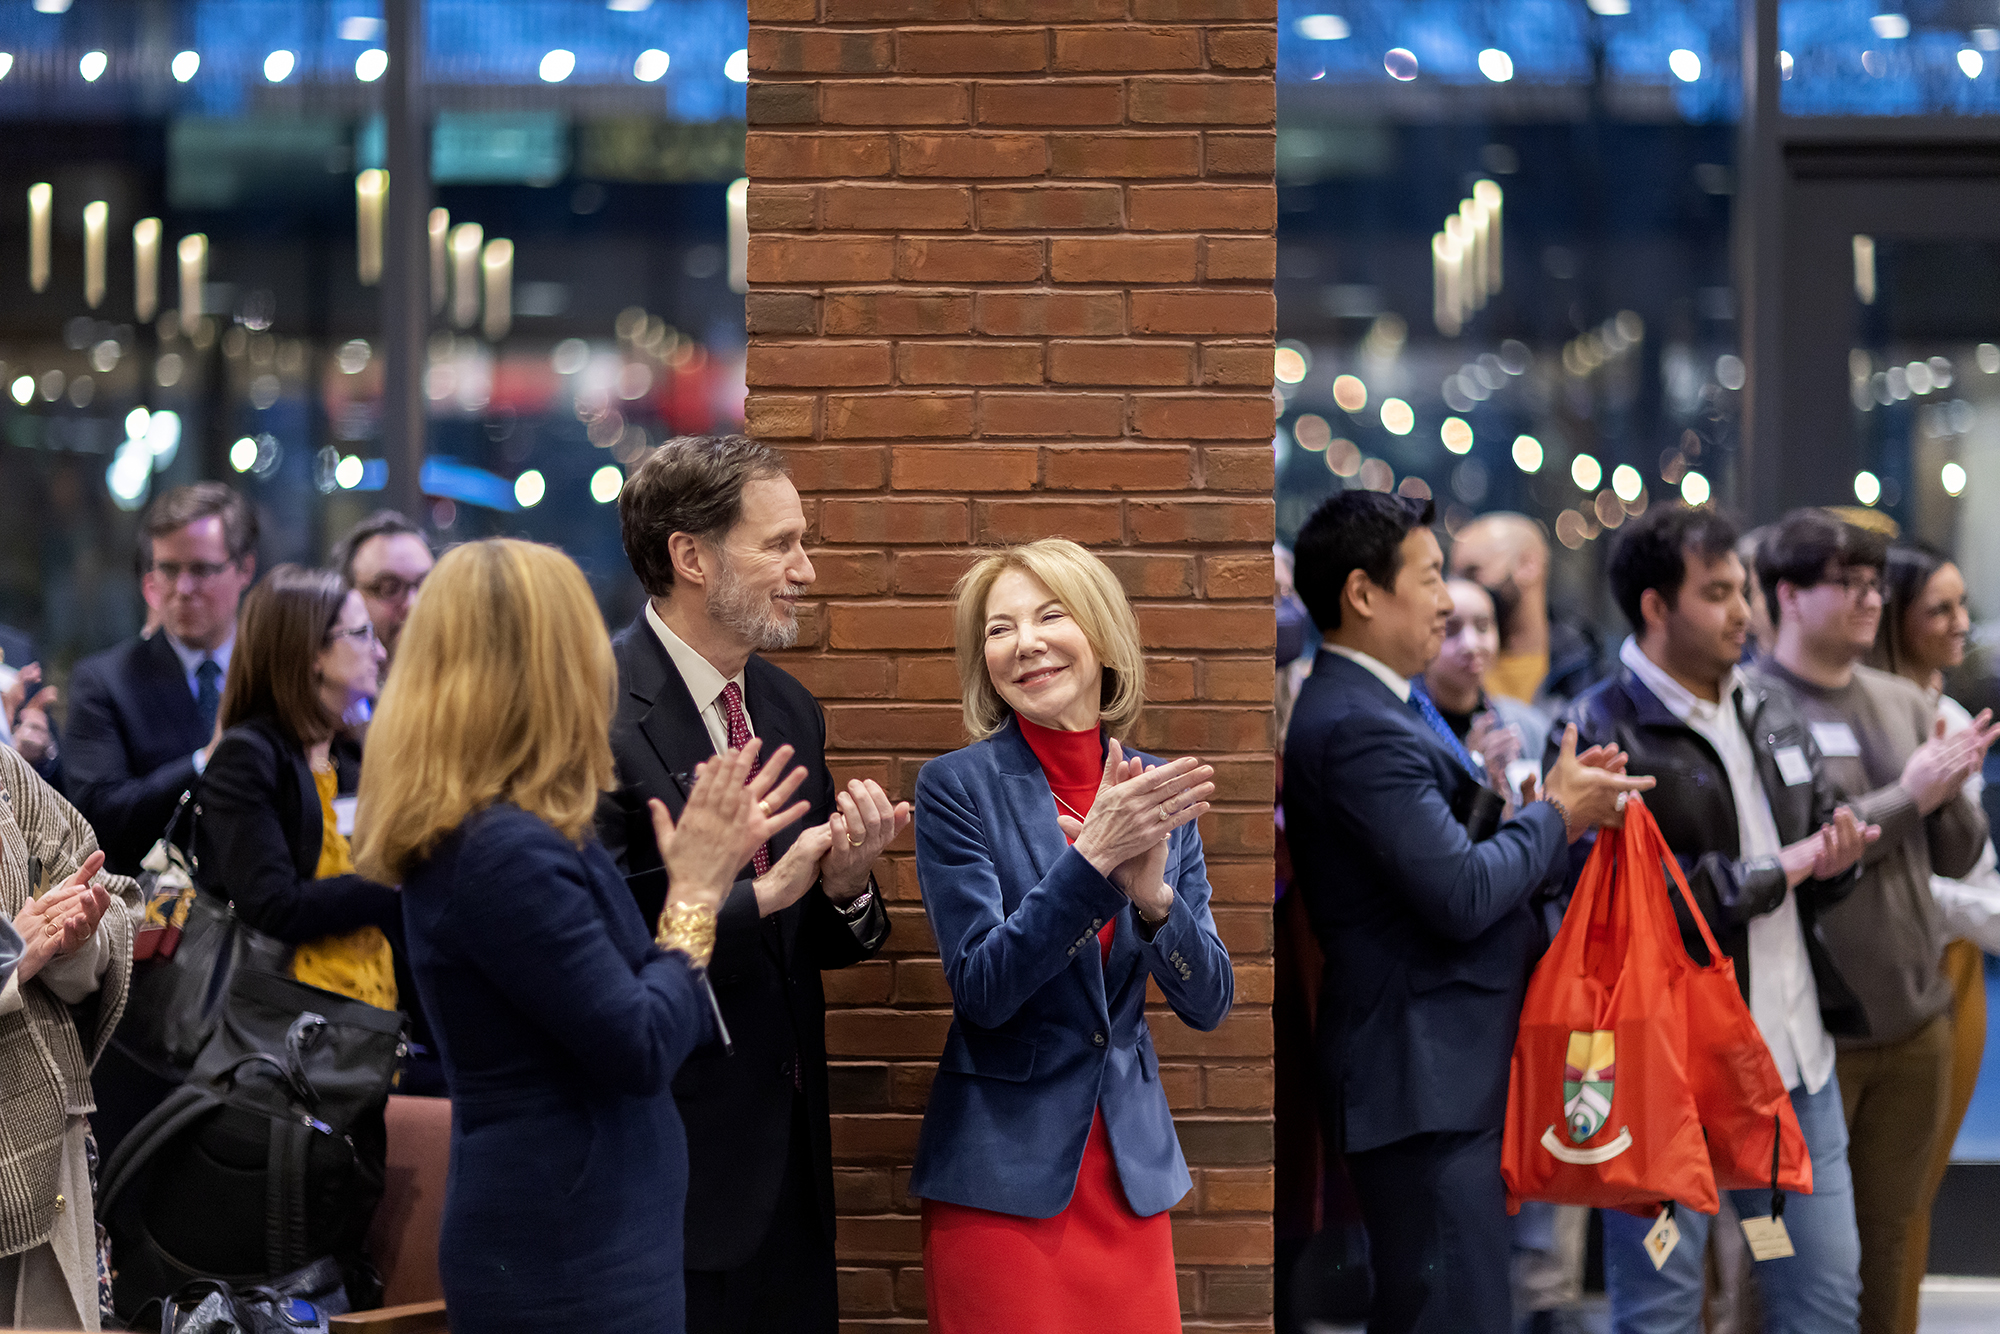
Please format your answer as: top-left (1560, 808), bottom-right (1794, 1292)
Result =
top-left (194, 658), bottom-right (223, 737)
top-left (719, 681), bottom-right (771, 875)
top-left (1407, 678), bottom-right (1484, 782)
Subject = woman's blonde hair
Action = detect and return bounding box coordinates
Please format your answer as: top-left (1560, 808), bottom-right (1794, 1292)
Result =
top-left (952, 539), bottom-right (1145, 741)
top-left (353, 539), bottom-right (616, 882)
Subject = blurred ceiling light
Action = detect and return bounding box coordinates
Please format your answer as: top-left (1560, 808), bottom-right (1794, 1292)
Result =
top-left (1274, 347), bottom-right (1307, 384)
top-left (264, 50), bottom-right (295, 82)
top-left (1384, 48), bottom-right (1419, 81)
top-left (1669, 49), bottom-right (1701, 82)
top-left (1960, 48), bottom-right (1984, 78)
top-left (1332, 374), bottom-right (1368, 413)
top-left (1572, 453), bottom-right (1602, 490)
top-left (80, 50), bottom-right (107, 82)
top-left (591, 465), bottom-right (625, 503)
top-left (1478, 49), bottom-right (1514, 82)
top-left (514, 470), bottom-right (546, 508)
top-left (1780, 49), bottom-right (1794, 78)
top-left (356, 48), bottom-right (388, 81)
top-left (0, 54), bottom-right (11, 81)
top-left (1680, 470), bottom-right (1711, 505)
top-left (724, 48), bottom-right (750, 82)
top-left (1586, 0), bottom-right (1630, 13)
top-left (1612, 463), bottom-right (1643, 502)
top-left (171, 50), bottom-right (199, 81)
top-left (338, 16), bottom-right (384, 40)
top-left (1870, 13), bottom-right (1910, 39)
top-left (8, 376), bottom-right (31, 405)
top-left (540, 49), bottom-right (576, 82)
top-left (1441, 417), bottom-right (1473, 454)
top-left (1942, 461), bottom-right (1968, 496)
top-left (32, 0), bottom-right (72, 12)
top-left (335, 455), bottom-right (365, 490)
top-left (1295, 14), bottom-right (1350, 40)
top-left (1380, 398), bottom-right (1414, 435)
top-left (1512, 434), bottom-right (1544, 473)
top-left (1853, 470), bottom-right (1881, 505)
top-left (230, 436), bottom-right (258, 472)
top-left (635, 49), bottom-right (670, 81)
top-left (608, 0), bottom-right (655, 9)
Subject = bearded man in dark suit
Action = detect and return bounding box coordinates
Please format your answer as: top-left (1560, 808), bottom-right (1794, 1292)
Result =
top-left (596, 434), bottom-right (906, 1334)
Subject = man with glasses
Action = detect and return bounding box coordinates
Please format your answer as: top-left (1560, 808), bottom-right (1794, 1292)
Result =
top-left (1753, 508), bottom-right (1999, 1334)
top-left (67, 482), bottom-right (258, 878)
top-left (331, 510), bottom-right (434, 665)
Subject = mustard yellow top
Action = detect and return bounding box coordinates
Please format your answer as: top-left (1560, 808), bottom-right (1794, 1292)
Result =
top-left (1484, 649), bottom-right (1550, 705)
top-left (290, 764), bottom-right (398, 1011)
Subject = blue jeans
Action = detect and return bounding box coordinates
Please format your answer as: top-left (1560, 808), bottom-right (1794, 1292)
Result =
top-left (1603, 1075), bottom-right (1860, 1334)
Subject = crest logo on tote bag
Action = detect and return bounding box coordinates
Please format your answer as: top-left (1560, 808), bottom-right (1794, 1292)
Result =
top-left (1562, 1029), bottom-right (1616, 1141)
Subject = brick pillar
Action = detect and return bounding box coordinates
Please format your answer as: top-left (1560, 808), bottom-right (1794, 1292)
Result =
top-left (743, 2), bottom-right (1277, 1328)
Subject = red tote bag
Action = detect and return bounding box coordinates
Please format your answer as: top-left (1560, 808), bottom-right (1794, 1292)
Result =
top-left (1503, 803), bottom-right (1718, 1216)
top-left (1636, 806), bottom-right (1813, 1201)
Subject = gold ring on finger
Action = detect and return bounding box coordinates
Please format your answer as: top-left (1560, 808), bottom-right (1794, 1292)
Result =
top-left (759, 800), bottom-right (771, 818)
top-left (848, 834), bottom-right (865, 847)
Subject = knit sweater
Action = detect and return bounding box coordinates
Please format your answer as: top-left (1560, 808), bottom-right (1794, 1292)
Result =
top-left (0, 744), bottom-right (138, 1258)
top-left (1753, 660), bottom-right (1989, 1047)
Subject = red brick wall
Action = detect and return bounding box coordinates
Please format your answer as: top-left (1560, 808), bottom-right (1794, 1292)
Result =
top-left (743, 2), bottom-right (1277, 1327)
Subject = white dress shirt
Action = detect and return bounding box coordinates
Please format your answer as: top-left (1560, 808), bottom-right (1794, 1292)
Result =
top-left (165, 630), bottom-right (232, 773)
top-left (1325, 642), bottom-right (1412, 703)
top-left (646, 601), bottom-right (751, 753)
top-left (1620, 637), bottom-right (1835, 1094)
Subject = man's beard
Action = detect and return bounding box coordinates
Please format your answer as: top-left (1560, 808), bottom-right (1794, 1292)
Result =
top-left (707, 557), bottom-right (802, 651)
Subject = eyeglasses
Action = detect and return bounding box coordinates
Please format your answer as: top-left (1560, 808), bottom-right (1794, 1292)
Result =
top-left (326, 622), bottom-right (379, 647)
top-left (1831, 572), bottom-right (1883, 602)
top-left (152, 560), bottom-right (235, 584)
top-left (358, 573), bottom-right (425, 603)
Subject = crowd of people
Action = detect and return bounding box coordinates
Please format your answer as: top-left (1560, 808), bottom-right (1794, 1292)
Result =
top-left (0, 436), bottom-right (1233, 1333)
top-left (1281, 492), bottom-right (2000, 1334)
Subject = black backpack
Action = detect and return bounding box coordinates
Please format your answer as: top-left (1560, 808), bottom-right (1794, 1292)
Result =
top-left (98, 968), bottom-right (406, 1322)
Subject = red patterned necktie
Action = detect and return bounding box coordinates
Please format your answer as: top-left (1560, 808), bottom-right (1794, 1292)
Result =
top-left (720, 682), bottom-right (771, 875)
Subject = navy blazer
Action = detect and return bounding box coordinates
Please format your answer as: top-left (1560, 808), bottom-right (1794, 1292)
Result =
top-left (66, 632), bottom-right (210, 875)
top-left (908, 717), bottom-right (1233, 1220)
top-left (1282, 650), bottom-right (1567, 1155)
top-left (402, 804), bottom-right (712, 1334)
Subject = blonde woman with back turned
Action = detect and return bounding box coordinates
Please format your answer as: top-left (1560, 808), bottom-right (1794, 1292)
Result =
top-left (355, 539), bottom-right (811, 1334)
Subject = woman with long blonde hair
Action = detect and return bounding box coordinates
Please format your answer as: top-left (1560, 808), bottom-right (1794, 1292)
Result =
top-left (356, 540), bottom-right (810, 1334)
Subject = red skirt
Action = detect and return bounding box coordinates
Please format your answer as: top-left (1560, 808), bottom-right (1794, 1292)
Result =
top-left (921, 1107), bottom-right (1181, 1333)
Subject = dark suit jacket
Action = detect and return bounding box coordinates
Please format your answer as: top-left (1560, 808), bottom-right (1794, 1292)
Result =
top-left (907, 718), bottom-right (1232, 1218)
top-left (594, 616), bottom-right (889, 1273)
top-left (403, 804), bottom-right (710, 1334)
top-left (1555, 664), bottom-right (1868, 1036)
top-left (65, 633), bottom-right (209, 875)
top-left (194, 716), bottom-right (400, 943)
top-left (1282, 649), bottom-right (1567, 1155)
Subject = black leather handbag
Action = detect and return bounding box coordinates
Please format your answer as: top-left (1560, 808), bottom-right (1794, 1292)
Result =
top-left (118, 887), bottom-right (293, 1079)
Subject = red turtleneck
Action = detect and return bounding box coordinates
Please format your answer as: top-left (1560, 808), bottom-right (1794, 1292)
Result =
top-left (1019, 714), bottom-right (1116, 962)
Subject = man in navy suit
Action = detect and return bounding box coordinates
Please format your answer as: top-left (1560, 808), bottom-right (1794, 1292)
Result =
top-left (1283, 492), bottom-right (1648, 1333)
top-left (595, 434), bottom-right (906, 1334)
top-left (66, 484), bottom-right (257, 877)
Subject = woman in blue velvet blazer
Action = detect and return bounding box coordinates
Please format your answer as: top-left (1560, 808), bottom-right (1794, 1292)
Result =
top-left (353, 540), bottom-right (813, 1334)
top-left (910, 540), bottom-right (1234, 1331)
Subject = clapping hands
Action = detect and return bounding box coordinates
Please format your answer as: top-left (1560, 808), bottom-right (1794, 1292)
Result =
top-left (649, 739), bottom-right (812, 917)
top-left (10, 850), bottom-right (111, 985)
top-left (1056, 740), bottom-right (1214, 923)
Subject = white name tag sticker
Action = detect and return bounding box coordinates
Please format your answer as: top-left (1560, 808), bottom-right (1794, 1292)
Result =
top-left (1774, 745), bottom-right (1812, 787)
top-left (1740, 1214), bottom-right (1796, 1261)
top-left (1643, 1206), bottom-right (1681, 1271)
top-left (1811, 722), bottom-right (1861, 758)
top-left (331, 795), bottom-right (358, 837)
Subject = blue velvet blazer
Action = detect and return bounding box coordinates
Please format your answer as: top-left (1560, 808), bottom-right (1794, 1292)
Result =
top-left (908, 716), bottom-right (1234, 1220)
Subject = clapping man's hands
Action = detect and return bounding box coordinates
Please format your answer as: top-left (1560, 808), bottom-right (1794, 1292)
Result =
top-left (821, 779), bottom-right (912, 905)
